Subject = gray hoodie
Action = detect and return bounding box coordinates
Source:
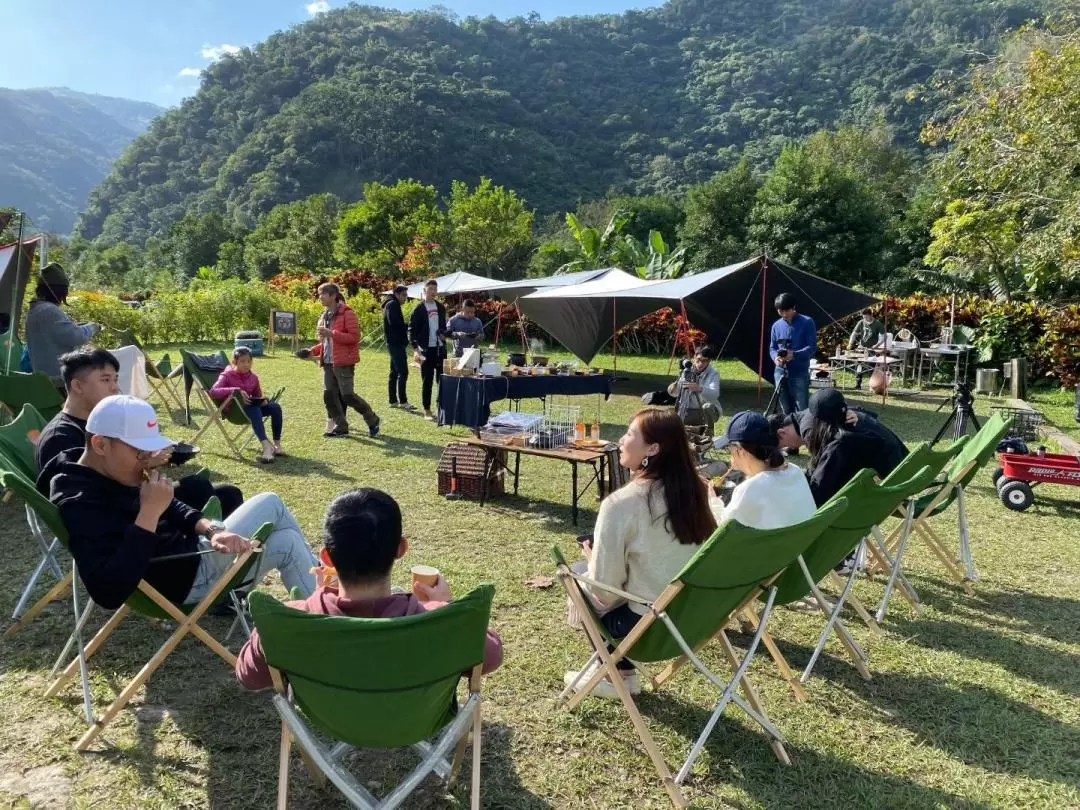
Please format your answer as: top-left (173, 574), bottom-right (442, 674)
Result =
top-left (25, 299), bottom-right (97, 384)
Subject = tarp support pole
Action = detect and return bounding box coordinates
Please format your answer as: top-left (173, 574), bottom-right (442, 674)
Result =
top-left (612, 300), bottom-right (618, 373)
top-left (7, 213), bottom-right (25, 372)
top-left (881, 296), bottom-right (889, 408)
top-left (666, 301), bottom-right (691, 375)
top-left (515, 303), bottom-right (528, 354)
top-left (757, 258), bottom-right (768, 406)
top-left (493, 300), bottom-right (504, 348)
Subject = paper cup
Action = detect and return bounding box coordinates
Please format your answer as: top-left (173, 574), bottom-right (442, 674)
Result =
top-left (411, 565), bottom-right (441, 588)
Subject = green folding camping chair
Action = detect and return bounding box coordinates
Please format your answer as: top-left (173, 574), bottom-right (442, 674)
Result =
top-left (0, 405), bottom-right (68, 624)
top-left (0, 332), bottom-right (24, 374)
top-left (768, 466), bottom-right (938, 683)
top-left (878, 412), bottom-right (1011, 594)
top-left (555, 499), bottom-right (848, 808)
top-left (0, 371), bottom-right (63, 421)
top-left (179, 349), bottom-right (284, 461)
top-left (863, 437), bottom-right (970, 621)
top-left (249, 584), bottom-right (495, 810)
top-left (47, 521), bottom-right (273, 751)
top-left (111, 328), bottom-right (185, 415)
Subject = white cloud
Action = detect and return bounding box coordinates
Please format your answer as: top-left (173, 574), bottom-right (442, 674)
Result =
top-left (306, 1), bottom-right (330, 15)
top-left (178, 67), bottom-right (202, 78)
top-left (201, 43), bottom-right (242, 61)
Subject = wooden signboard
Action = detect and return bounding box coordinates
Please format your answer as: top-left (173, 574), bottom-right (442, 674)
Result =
top-left (269, 310), bottom-right (298, 354)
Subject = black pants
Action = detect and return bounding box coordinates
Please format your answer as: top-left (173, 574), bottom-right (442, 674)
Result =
top-left (420, 346), bottom-right (444, 411)
top-left (174, 475), bottom-right (244, 518)
top-left (601, 603), bottom-right (643, 671)
top-left (388, 345), bottom-right (409, 405)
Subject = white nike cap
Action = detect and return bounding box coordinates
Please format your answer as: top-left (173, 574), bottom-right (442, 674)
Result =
top-left (86, 395), bottom-right (175, 453)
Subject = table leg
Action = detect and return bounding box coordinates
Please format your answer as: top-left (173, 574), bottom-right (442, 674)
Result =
top-left (571, 461), bottom-right (579, 526)
top-left (513, 452), bottom-right (521, 496)
top-left (598, 455), bottom-right (606, 500)
top-left (479, 449), bottom-right (494, 508)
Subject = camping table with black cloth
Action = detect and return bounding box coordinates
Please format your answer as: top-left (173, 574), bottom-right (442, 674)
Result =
top-left (438, 373), bottom-right (614, 430)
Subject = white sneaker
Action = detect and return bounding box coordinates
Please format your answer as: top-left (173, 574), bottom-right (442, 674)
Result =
top-left (563, 664), bottom-right (640, 699)
top-left (388, 402), bottom-right (400, 409)
top-left (424, 410), bottom-right (436, 422)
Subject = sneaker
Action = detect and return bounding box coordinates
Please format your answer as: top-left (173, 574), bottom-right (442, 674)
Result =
top-left (563, 664), bottom-right (641, 699)
top-left (834, 553), bottom-right (859, 576)
top-left (369, 417), bottom-right (381, 438)
top-left (400, 403), bottom-right (417, 413)
top-left (324, 428), bottom-right (349, 438)
top-left (424, 410), bottom-right (436, 422)
top-left (388, 402), bottom-right (400, 409)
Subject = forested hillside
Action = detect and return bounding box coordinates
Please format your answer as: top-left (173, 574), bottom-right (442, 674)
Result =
top-left (76, 0), bottom-right (1052, 247)
top-left (0, 88), bottom-right (162, 234)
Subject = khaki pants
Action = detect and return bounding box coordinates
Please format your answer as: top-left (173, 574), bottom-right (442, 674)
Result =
top-left (322, 364), bottom-right (377, 430)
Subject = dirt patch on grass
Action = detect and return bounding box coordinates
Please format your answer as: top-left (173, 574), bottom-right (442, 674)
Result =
top-left (0, 762), bottom-right (70, 809)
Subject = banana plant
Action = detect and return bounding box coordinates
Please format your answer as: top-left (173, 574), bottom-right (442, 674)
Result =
top-left (558, 210), bottom-right (632, 273)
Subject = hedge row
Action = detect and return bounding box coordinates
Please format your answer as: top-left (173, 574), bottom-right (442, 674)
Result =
top-left (67, 273), bottom-right (1080, 388)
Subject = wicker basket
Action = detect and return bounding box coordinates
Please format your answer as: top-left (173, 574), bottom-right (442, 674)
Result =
top-left (437, 443), bottom-right (505, 500)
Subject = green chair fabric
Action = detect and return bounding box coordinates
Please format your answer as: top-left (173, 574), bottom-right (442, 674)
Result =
top-left (0, 403), bottom-right (48, 482)
top-left (913, 413), bottom-right (1009, 517)
top-left (0, 372), bottom-right (63, 421)
top-left (0, 333), bottom-right (24, 374)
top-left (250, 584), bottom-right (495, 749)
top-left (771, 465), bottom-right (939, 605)
top-left (882, 436), bottom-right (969, 489)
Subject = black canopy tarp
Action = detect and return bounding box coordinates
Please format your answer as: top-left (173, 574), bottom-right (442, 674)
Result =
top-left (517, 256), bottom-right (877, 376)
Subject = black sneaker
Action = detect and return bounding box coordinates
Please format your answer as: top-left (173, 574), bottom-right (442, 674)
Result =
top-left (324, 428), bottom-right (349, 438)
top-left (369, 417), bottom-right (381, 438)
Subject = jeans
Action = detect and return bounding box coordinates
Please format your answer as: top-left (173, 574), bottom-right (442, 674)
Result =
top-left (242, 400), bottom-right (283, 442)
top-left (174, 475), bottom-right (244, 518)
top-left (600, 603), bottom-right (642, 671)
top-left (775, 367), bottom-right (810, 415)
top-left (185, 492), bottom-right (317, 603)
top-left (420, 345), bottom-right (444, 411)
top-left (322, 364), bottom-right (378, 430)
top-left (388, 345), bottom-right (409, 405)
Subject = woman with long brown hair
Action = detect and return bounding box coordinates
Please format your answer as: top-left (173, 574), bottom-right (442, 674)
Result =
top-left (566, 408), bottom-right (717, 698)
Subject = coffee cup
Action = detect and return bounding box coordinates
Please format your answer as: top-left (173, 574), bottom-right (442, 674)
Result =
top-left (410, 564), bottom-right (441, 588)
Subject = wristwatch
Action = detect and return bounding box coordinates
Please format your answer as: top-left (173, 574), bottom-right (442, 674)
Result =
top-left (203, 520), bottom-right (227, 540)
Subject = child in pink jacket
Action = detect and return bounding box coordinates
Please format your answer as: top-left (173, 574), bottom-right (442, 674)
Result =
top-left (235, 488), bottom-right (503, 690)
top-left (210, 346), bottom-right (283, 463)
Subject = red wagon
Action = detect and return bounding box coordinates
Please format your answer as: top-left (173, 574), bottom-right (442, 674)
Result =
top-left (993, 451), bottom-right (1080, 511)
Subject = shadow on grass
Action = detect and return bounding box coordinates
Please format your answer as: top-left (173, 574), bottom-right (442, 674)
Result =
top-left (637, 691), bottom-right (997, 810)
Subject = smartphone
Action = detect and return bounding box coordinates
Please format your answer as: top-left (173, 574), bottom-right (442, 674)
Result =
top-left (575, 534), bottom-right (593, 547)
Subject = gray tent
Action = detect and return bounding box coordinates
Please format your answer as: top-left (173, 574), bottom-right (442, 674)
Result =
top-left (0, 237), bottom-right (42, 334)
top-left (518, 256), bottom-right (877, 375)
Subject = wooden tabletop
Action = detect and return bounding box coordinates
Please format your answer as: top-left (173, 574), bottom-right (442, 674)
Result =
top-left (460, 435), bottom-right (607, 462)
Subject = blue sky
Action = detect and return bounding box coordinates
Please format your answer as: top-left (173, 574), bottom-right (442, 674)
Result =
top-left (5, 0), bottom-right (653, 107)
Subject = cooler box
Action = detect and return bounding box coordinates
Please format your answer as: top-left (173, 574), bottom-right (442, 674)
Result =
top-left (234, 331), bottom-right (265, 356)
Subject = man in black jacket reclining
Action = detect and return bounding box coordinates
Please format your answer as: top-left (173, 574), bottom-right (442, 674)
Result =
top-left (49, 395), bottom-right (317, 610)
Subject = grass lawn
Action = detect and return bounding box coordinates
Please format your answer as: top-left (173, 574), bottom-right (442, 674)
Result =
top-left (1, 349), bottom-right (1078, 809)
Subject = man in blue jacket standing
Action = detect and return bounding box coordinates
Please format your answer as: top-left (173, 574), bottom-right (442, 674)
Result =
top-left (769, 292), bottom-right (816, 414)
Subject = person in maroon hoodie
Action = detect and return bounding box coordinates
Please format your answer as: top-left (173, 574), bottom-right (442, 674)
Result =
top-left (236, 488), bottom-right (503, 690)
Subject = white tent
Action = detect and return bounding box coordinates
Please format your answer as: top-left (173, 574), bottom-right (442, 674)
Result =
top-left (401, 271), bottom-right (503, 299)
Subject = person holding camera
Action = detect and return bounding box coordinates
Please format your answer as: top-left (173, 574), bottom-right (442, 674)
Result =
top-left (669, 345), bottom-right (722, 435)
top-left (770, 292), bottom-right (817, 414)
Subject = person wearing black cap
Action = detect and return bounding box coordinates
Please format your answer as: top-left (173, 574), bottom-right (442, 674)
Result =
top-left (383, 284), bottom-right (415, 412)
top-left (803, 388), bottom-right (907, 506)
top-left (711, 411), bottom-right (817, 529)
top-left (24, 262), bottom-right (101, 394)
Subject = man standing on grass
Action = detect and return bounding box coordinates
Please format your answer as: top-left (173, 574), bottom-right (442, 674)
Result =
top-left (408, 279), bottom-right (447, 422)
top-left (447, 299), bottom-right (484, 359)
top-left (383, 285), bottom-right (415, 412)
top-left (769, 292), bottom-right (816, 414)
top-left (310, 283), bottom-right (381, 439)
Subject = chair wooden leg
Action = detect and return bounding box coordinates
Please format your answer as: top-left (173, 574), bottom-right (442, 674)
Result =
top-left (715, 631), bottom-right (790, 766)
top-left (739, 606), bottom-right (807, 702)
top-left (5, 572), bottom-right (73, 638)
top-left (470, 672), bottom-right (483, 810)
top-left (46, 605), bottom-right (129, 697)
top-left (277, 723), bottom-right (291, 810)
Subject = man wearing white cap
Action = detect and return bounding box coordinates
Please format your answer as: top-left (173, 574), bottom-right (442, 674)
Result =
top-left (49, 395), bottom-right (317, 610)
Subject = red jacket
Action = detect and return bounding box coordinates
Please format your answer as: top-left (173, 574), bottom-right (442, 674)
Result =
top-left (309, 302), bottom-right (360, 367)
top-left (235, 587), bottom-right (504, 690)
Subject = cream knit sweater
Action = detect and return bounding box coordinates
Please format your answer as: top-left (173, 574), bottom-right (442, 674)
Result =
top-left (587, 478), bottom-right (701, 616)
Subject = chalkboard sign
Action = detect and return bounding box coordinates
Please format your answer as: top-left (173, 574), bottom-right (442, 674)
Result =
top-left (272, 311), bottom-right (296, 336)
top-left (269, 310), bottom-right (299, 354)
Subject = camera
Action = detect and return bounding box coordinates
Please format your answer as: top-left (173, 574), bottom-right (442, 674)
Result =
top-left (953, 381), bottom-right (974, 405)
top-left (679, 358), bottom-right (698, 383)
top-left (776, 338), bottom-right (792, 360)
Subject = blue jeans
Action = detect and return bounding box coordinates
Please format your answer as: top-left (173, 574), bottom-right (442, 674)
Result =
top-left (185, 492), bottom-right (317, 602)
top-left (243, 400), bottom-right (282, 442)
top-left (775, 367), bottom-right (810, 415)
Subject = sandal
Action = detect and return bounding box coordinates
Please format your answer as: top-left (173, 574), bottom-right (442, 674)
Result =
top-left (258, 453), bottom-right (276, 464)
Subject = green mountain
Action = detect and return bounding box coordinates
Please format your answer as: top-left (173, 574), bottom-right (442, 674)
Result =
top-left (0, 87), bottom-right (163, 235)
top-left (77, 0), bottom-right (1051, 246)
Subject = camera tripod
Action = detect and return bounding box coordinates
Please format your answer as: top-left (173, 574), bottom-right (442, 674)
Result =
top-left (764, 368), bottom-right (789, 417)
top-left (931, 383), bottom-right (981, 445)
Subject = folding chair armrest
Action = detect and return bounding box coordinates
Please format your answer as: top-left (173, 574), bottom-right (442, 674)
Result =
top-left (564, 570), bottom-right (653, 608)
top-left (269, 387), bottom-right (285, 403)
top-left (148, 522), bottom-right (272, 564)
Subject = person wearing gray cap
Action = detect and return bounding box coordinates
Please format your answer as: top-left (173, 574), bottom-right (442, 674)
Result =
top-left (24, 262), bottom-right (101, 394)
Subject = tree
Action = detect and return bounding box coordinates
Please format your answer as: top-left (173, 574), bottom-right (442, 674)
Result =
top-left (679, 158), bottom-right (761, 270)
top-left (609, 195), bottom-right (684, 248)
top-left (244, 193), bottom-right (341, 280)
top-left (336, 180), bottom-right (445, 273)
top-left (166, 212), bottom-right (240, 284)
top-left (442, 178), bottom-right (534, 279)
top-left (748, 143), bottom-right (887, 285)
